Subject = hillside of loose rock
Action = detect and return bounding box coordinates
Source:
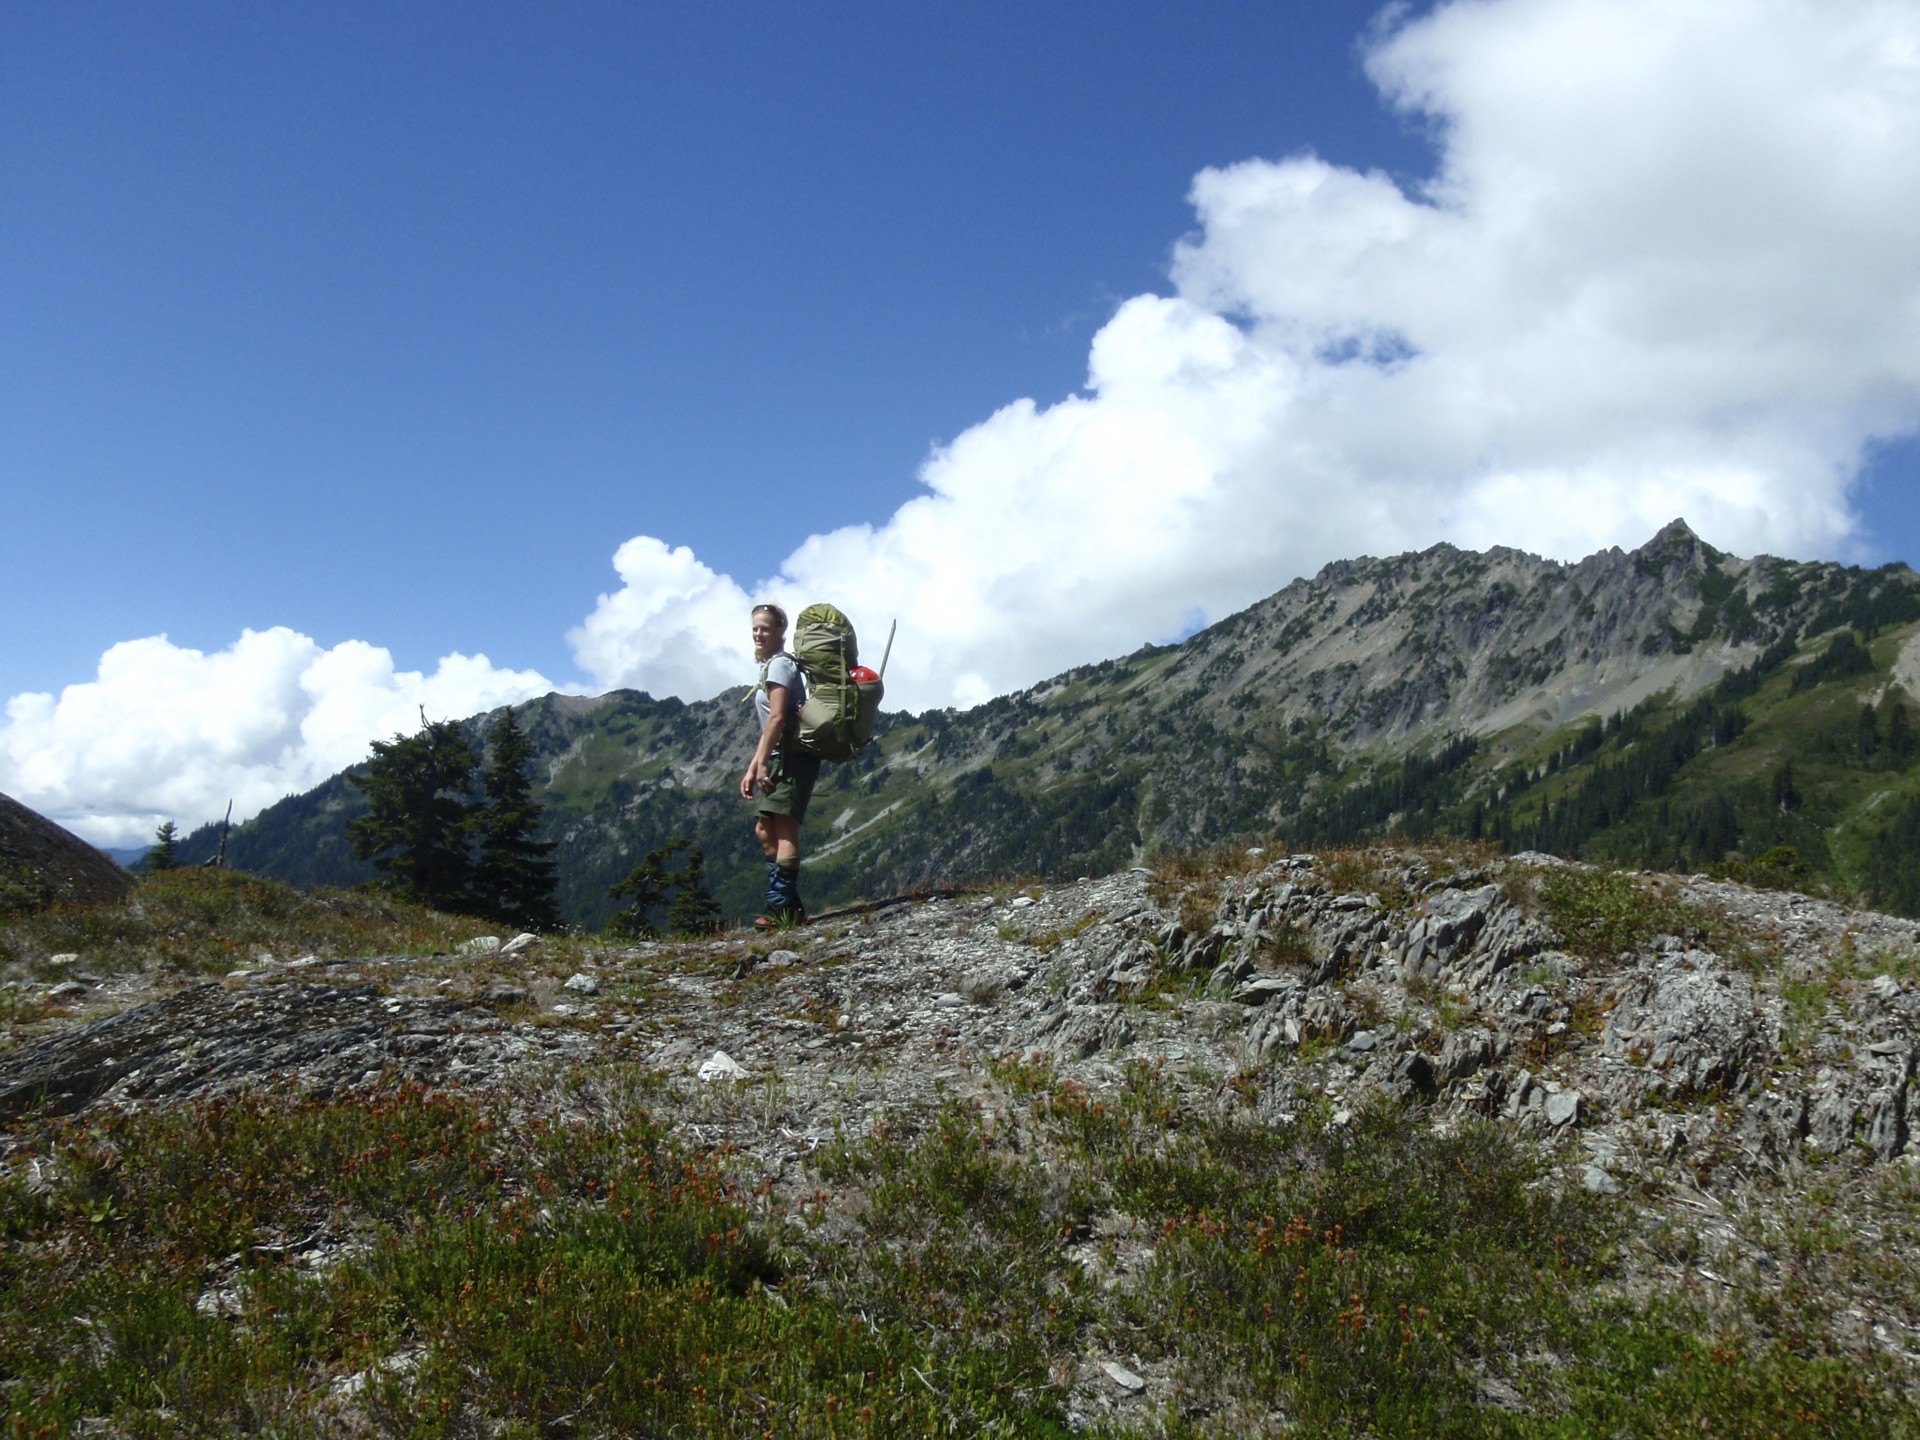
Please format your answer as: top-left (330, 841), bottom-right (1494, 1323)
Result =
top-left (2, 847), bottom-right (1915, 1434)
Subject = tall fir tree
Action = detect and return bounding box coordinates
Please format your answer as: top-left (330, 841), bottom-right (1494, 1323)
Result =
top-left (472, 708), bottom-right (560, 932)
top-left (145, 819), bottom-right (179, 873)
top-left (347, 718), bottom-right (480, 914)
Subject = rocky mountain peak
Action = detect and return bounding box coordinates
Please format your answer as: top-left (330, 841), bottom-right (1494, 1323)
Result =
top-left (1636, 515), bottom-right (1716, 566)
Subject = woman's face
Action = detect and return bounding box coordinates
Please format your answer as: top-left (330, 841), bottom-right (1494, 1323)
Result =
top-left (750, 612), bottom-right (784, 661)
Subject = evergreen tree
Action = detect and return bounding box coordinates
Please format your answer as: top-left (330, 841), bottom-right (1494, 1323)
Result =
top-left (1869, 795), bottom-right (1920, 917)
top-left (608, 837), bottom-right (718, 937)
top-left (665, 844), bottom-right (721, 935)
top-left (1792, 629), bottom-right (1875, 692)
top-left (1858, 703), bottom-right (1881, 762)
top-left (347, 718), bottom-right (479, 913)
top-left (471, 709), bottom-right (560, 932)
top-left (1772, 761), bottom-right (1802, 813)
top-left (146, 820), bottom-right (179, 873)
top-left (607, 839), bottom-right (684, 939)
top-left (1884, 696), bottom-right (1916, 764)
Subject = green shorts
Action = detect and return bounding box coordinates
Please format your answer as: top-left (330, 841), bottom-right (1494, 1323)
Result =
top-left (755, 747), bottom-right (821, 822)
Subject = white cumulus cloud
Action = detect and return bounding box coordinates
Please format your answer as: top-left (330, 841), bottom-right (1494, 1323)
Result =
top-left (14, 0), bottom-right (1920, 846)
top-left (573, 0), bottom-right (1920, 714)
top-left (0, 629), bottom-right (553, 846)
top-left (568, 536), bottom-right (756, 701)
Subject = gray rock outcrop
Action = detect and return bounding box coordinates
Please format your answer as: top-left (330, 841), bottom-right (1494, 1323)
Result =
top-left (5, 848), bottom-right (1914, 1197)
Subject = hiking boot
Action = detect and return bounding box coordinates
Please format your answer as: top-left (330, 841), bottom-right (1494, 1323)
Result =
top-left (765, 859), bottom-right (804, 915)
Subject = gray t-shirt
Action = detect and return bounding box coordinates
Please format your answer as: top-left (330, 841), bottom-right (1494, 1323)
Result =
top-left (754, 652), bottom-right (807, 736)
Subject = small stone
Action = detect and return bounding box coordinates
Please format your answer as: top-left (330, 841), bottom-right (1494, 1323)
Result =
top-left (550, 1003), bottom-right (578, 1016)
top-left (482, 984), bottom-right (529, 1004)
top-left (1545, 1090), bottom-right (1582, 1127)
top-left (459, 936), bottom-right (502, 955)
top-left (195, 1285), bottom-right (244, 1319)
top-left (331, 1348), bottom-right (424, 1400)
top-left (563, 973), bottom-right (600, 995)
top-left (1870, 974), bottom-right (1903, 1000)
top-left (934, 992), bottom-right (970, 1008)
top-left (1245, 847), bottom-right (1265, 858)
top-left (1101, 1360), bottom-right (1147, 1392)
top-left (1579, 1164), bottom-right (1619, 1195)
top-left (1347, 1029), bottom-right (1378, 1053)
top-left (766, 949), bottom-right (802, 968)
top-left (226, 969), bottom-right (254, 981)
top-left (47, 954), bottom-right (78, 966)
top-left (1330, 1108), bottom-right (1353, 1127)
top-left (697, 1050), bottom-right (747, 1082)
top-left (1231, 975), bottom-right (1294, 1006)
top-left (46, 980), bottom-right (87, 999)
top-left (1009, 895), bottom-right (1037, 909)
top-left (499, 933), bottom-right (541, 957)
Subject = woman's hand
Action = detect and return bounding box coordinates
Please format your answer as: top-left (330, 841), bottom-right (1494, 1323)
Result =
top-left (740, 758), bottom-right (770, 799)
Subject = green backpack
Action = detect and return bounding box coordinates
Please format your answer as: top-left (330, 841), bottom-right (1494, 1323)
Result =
top-left (788, 604), bottom-right (888, 762)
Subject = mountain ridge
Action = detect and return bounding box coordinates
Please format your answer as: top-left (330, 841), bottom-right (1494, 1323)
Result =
top-left (177, 520), bottom-right (1920, 925)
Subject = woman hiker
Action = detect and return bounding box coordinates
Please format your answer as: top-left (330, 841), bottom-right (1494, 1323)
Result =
top-left (741, 603), bottom-right (820, 928)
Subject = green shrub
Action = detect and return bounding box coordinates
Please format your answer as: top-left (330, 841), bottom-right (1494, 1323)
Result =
top-left (1518, 865), bottom-right (1709, 961)
top-left (0, 867), bottom-right (505, 976)
top-left (5, 1038), bottom-right (1916, 1436)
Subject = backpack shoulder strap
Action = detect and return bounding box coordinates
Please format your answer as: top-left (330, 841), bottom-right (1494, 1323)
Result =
top-left (745, 651), bottom-right (799, 703)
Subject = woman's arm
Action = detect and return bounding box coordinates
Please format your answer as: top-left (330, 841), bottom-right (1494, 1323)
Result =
top-left (740, 682), bottom-right (789, 798)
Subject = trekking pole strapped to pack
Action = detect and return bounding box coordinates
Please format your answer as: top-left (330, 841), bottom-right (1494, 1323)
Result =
top-left (791, 604), bottom-right (887, 761)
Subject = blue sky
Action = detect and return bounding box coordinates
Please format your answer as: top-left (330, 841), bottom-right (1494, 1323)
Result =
top-left (4, 1), bottom-right (1421, 694)
top-left (6, 0), bottom-right (1920, 843)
